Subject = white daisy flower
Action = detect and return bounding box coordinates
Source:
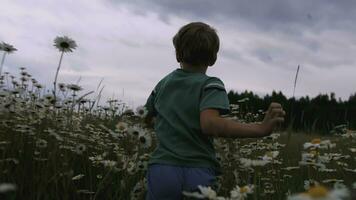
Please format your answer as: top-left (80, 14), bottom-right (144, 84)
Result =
top-left (0, 42), bottom-right (17, 53)
top-left (36, 139), bottom-right (48, 149)
top-left (66, 84), bottom-right (82, 92)
top-left (262, 151), bottom-right (279, 161)
top-left (240, 158), bottom-right (269, 168)
top-left (287, 185), bottom-right (349, 200)
top-left (127, 125), bottom-right (142, 136)
top-left (116, 121), bottom-right (128, 133)
top-left (265, 133), bottom-right (280, 140)
top-left (230, 184), bottom-right (254, 200)
top-left (101, 160), bottom-right (117, 168)
top-left (138, 131), bottom-right (152, 149)
top-left (75, 144), bottom-right (87, 155)
top-left (183, 185), bottom-right (224, 200)
top-left (304, 139), bottom-right (335, 149)
top-left (135, 105), bottom-right (148, 118)
top-left (72, 174), bottom-right (85, 181)
top-left (0, 183), bottom-right (17, 193)
top-left (54, 36), bottom-right (77, 52)
top-left (237, 97), bottom-right (249, 103)
top-left (304, 180), bottom-right (320, 190)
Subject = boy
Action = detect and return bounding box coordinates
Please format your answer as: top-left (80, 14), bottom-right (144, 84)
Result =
top-left (144, 22), bottom-right (285, 200)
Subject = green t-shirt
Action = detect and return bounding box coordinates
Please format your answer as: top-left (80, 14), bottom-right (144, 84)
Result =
top-left (145, 68), bottom-right (230, 175)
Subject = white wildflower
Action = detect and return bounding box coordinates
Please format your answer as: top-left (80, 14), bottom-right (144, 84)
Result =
top-left (288, 185), bottom-right (349, 200)
top-left (262, 151), bottom-right (279, 161)
top-left (72, 174), bottom-right (85, 181)
top-left (116, 121), bottom-right (128, 133)
top-left (36, 139), bottom-right (48, 148)
top-left (183, 185), bottom-right (224, 200)
top-left (0, 183), bottom-right (17, 193)
top-left (54, 36), bottom-right (77, 52)
top-left (135, 105), bottom-right (148, 118)
top-left (230, 184), bottom-right (254, 200)
top-left (75, 144), bottom-right (87, 155)
top-left (240, 158), bottom-right (269, 167)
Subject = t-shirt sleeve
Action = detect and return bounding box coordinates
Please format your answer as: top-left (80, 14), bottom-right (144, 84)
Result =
top-left (199, 77), bottom-right (230, 115)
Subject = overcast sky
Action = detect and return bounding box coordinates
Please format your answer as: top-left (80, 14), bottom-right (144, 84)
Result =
top-left (1, 0), bottom-right (356, 108)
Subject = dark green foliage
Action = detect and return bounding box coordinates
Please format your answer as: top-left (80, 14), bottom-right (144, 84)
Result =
top-left (228, 90), bottom-right (356, 134)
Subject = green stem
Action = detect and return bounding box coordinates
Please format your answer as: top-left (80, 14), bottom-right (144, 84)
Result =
top-left (0, 52), bottom-right (7, 77)
top-left (53, 51), bottom-right (64, 101)
top-left (93, 168), bottom-right (113, 200)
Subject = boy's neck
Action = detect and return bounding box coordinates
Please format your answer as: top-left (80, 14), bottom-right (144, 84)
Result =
top-left (180, 63), bottom-right (208, 74)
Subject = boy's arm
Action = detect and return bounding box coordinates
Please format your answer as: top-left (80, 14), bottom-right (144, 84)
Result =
top-left (200, 103), bottom-right (285, 138)
top-left (143, 85), bottom-right (159, 129)
top-left (144, 114), bottom-right (155, 129)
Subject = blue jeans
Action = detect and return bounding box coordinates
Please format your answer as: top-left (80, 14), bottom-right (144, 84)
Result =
top-left (145, 163), bottom-right (217, 200)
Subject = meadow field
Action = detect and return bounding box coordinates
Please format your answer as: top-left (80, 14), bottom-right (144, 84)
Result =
top-left (0, 68), bottom-right (355, 200)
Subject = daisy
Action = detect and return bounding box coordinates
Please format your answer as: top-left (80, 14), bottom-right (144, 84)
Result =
top-left (127, 125), bottom-right (142, 136)
top-left (72, 174), bottom-right (85, 181)
top-left (101, 160), bottom-right (117, 168)
top-left (75, 144), bottom-right (87, 155)
top-left (322, 179), bottom-right (344, 184)
top-left (116, 121), bottom-right (128, 133)
top-left (237, 97), bottom-right (249, 103)
top-left (36, 139), bottom-right (48, 149)
top-left (262, 151), bottom-right (279, 161)
top-left (0, 42), bottom-right (17, 76)
top-left (136, 160), bottom-right (148, 171)
top-left (240, 158), bottom-right (269, 168)
top-left (52, 36), bottom-right (77, 101)
top-left (0, 183), bottom-right (17, 193)
top-left (342, 130), bottom-right (356, 138)
top-left (304, 180), bottom-right (320, 190)
top-left (265, 133), bottom-right (280, 140)
top-left (182, 185), bottom-right (225, 200)
top-left (135, 105), bottom-right (148, 118)
top-left (54, 36), bottom-right (77, 53)
top-left (126, 161), bottom-right (136, 175)
top-left (304, 139), bottom-right (335, 149)
top-left (230, 185), bottom-right (254, 200)
top-left (282, 166), bottom-right (300, 171)
top-left (344, 168), bottom-right (356, 173)
top-left (66, 84), bottom-right (82, 92)
top-left (138, 131), bottom-right (152, 149)
top-left (287, 185), bottom-right (349, 200)
top-left (58, 83), bottom-right (66, 92)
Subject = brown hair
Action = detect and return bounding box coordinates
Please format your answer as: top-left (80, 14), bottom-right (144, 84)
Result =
top-left (173, 22), bottom-right (219, 66)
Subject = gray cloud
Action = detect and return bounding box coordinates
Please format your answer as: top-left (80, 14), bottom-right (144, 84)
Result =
top-left (114, 0), bottom-right (356, 32)
top-left (1, 0), bottom-right (356, 108)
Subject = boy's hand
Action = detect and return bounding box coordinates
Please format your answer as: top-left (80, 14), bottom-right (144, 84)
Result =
top-left (261, 102), bottom-right (285, 136)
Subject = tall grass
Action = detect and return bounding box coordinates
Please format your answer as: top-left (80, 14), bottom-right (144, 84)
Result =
top-left (0, 68), bottom-right (355, 199)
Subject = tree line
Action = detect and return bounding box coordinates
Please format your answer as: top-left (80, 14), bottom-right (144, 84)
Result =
top-left (227, 90), bottom-right (356, 134)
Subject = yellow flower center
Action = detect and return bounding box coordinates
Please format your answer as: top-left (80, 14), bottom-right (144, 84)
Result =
top-left (306, 186), bottom-right (329, 198)
top-left (116, 122), bottom-right (127, 131)
top-left (240, 186), bottom-right (248, 193)
top-left (266, 152), bottom-right (273, 157)
top-left (311, 138), bottom-right (321, 144)
top-left (310, 150), bottom-right (318, 156)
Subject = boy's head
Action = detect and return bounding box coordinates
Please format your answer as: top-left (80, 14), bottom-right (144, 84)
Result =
top-left (173, 22), bottom-right (219, 67)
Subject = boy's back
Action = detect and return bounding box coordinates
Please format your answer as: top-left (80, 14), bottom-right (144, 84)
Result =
top-left (144, 21), bottom-right (285, 200)
top-left (145, 67), bottom-right (230, 175)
